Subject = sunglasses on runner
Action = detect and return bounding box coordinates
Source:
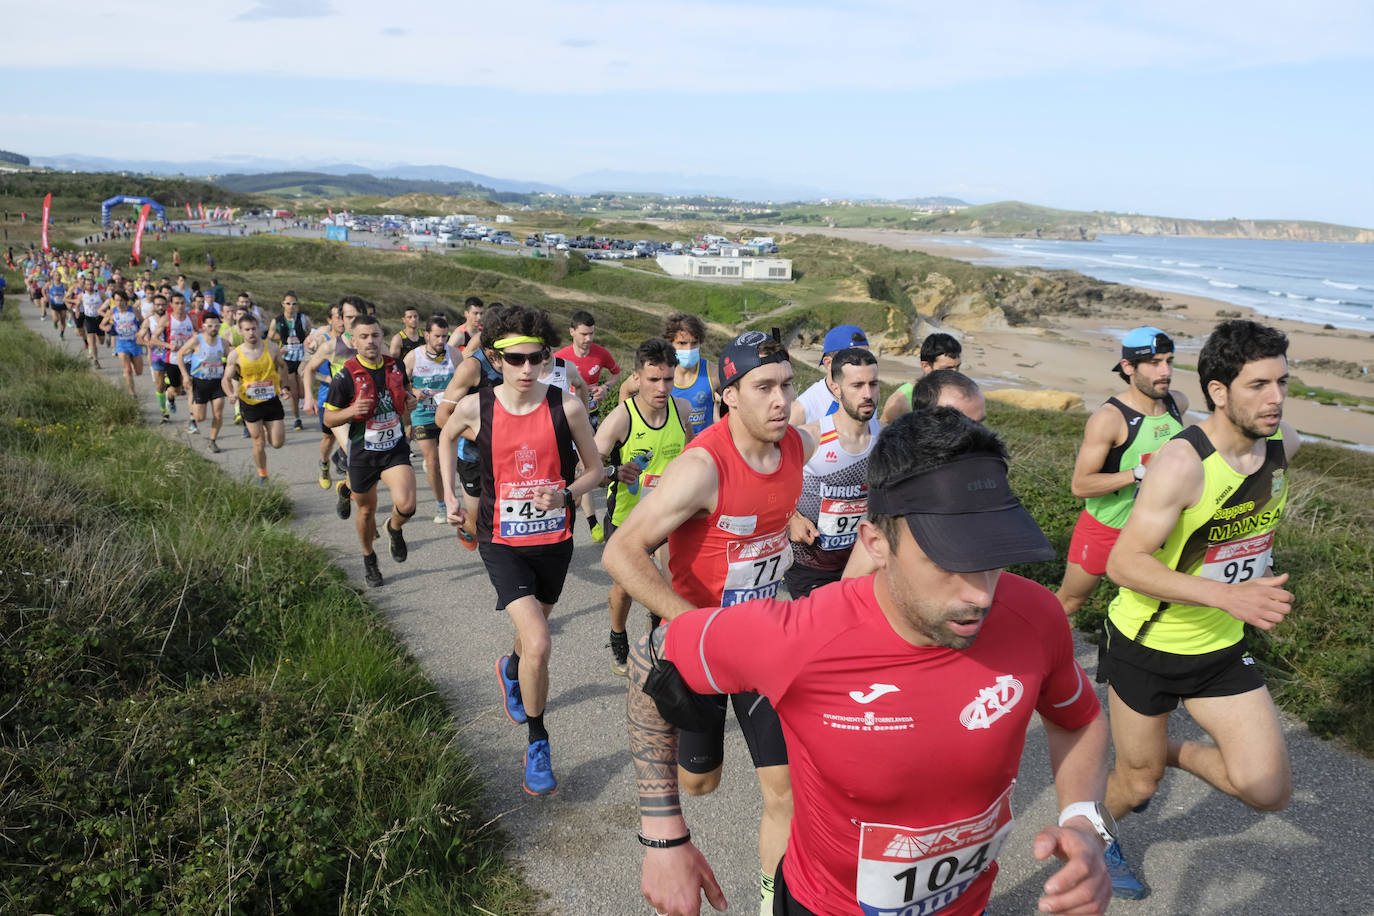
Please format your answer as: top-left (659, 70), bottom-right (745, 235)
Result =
top-left (500, 348), bottom-right (550, 367)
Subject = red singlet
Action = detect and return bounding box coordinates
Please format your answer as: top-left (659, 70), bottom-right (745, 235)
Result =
top-left (664, 574), bottom-right (1100, 916)
top-left (476, 386), bottom-right (577, 547)
top-left (667, 420), bottom-right (803, 607)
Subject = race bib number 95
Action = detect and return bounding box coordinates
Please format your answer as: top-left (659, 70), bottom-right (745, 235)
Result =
top-left (1201, 532), bottom-right (1273, 584)
top-left (855, 783), bottom-right (1013, 916)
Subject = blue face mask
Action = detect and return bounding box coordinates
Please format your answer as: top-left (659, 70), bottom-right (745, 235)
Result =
top-left (676, 347), bottom-right (700, 369)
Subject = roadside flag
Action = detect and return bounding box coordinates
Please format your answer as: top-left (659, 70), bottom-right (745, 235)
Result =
top-left (197, 202), bottom-right (206, 220)
top-left (131, 203), bottom-right (151, 265)
top-left (41, 193), bottom-right (52, 252)
top-left (185, 203), bottom-right (193, 219)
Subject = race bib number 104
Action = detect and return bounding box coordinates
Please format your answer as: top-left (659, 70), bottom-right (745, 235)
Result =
top-left (855, 783), bottom-right (1014, 916)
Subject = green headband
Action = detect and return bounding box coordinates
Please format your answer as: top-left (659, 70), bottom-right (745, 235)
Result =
top-left (492, 335), bottom-right (543, 350)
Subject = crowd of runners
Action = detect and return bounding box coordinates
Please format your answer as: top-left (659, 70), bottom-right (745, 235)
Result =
top-left (18, 247), bottom-right (1300, 916)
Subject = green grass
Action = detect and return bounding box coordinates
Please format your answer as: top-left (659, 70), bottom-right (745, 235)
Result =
top-left (1288, 375), bottom-right (1374, 409)
top-left (0, 311), bottom-right (536, 914)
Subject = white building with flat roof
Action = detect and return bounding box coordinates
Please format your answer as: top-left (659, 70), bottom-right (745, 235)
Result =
top-left (656, 254), bottom-right (792, 281)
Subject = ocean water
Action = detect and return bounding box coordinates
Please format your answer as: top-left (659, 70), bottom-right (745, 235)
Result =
top-left (946, 234), bottom-right (1374, 331)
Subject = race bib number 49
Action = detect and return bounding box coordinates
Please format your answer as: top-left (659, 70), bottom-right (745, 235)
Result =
top-left (856, 784), bottom-right (1014, 916)
top-left (498, 480), bottom-right (566, 539)
top-left (1201, 532), bottom-right (1273, 584)
top-left (721, 531), bottom-right (792, 606)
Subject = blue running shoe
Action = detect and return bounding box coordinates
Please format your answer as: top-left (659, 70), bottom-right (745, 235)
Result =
top-left (1104, 839), bottom-right (1148, 899)
top-left (523, 738), bottom-right (556, 796)
top-left (496, 655), bottom-right (527, 724)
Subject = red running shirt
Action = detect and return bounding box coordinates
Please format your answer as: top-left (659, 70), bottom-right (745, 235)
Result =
top-left (667, 421), bottom-right (803, 607)
top-left (476, 386), bottom-right (577, 547)
top-left (554, 343), bottom-right (621, 388)
top-left (664, 574), bottom-right (1100, 916)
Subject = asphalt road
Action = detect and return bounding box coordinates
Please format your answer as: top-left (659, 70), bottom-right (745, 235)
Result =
top-left (18, 301), bottom-right (1374, 916)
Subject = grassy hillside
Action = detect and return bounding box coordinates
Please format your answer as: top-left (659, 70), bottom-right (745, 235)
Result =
top-left (909, 201), bottom-right (1374, 242)
top-left (213, 171), bottom-right (494, 198)
top-left (0, 311), bottom-right (535, 914)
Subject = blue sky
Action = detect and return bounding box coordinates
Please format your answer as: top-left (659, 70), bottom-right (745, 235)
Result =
top-left (7, 0), bottom-right (1373, 225)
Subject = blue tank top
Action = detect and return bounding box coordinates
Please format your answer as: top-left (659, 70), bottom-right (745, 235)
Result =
top-left (458, 348), bottom-right (505, 461)
top-left (189, 335), bottom-right (227, 379)
top-left (675, 358), bottom-right (714, 434)
top-left (315, 332), bottom-right (334, 382)
top-left (111, 306), bottom-right (140, 340)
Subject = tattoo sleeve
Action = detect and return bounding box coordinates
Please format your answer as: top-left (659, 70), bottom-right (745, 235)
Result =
top-left (627, 629), bottom-right (681, 820)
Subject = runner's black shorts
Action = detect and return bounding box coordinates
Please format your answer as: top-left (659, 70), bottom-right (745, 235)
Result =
top-left (347, 442), bottom-right (412, 494)
top-left (410, 422), bottom-right (441, 441)
top-left (160, 364), bottom-right (184, 388)
top-left (457, 455), bottom-right (481, 498)
top-left (50, 300), bottom-right (67, 312)
top-left (239, 396), bottom-right (285, 425)
top-left (678, 690), bottom-right (788, 774)
top-left (284, 359), bottom-right (301, 376)
top-left (191, 378), bottom-right (225, 404)
top-left (477, 539), bottom-right (574, 611)
top-left (783, 562), bottom-right (842, 599)
top-left (83, 314), bottom-right (103, 335)
top-left (1097, 617), bottom-right (1266, 716)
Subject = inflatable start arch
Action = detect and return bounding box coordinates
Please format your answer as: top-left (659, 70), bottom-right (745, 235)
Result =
top-left (101, 195), bottom-right (167, 227)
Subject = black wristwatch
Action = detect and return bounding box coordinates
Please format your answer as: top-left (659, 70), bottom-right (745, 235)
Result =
top-left (562, 487), bottom-right (573, 508)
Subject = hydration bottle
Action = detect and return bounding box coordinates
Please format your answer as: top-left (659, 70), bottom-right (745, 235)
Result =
top-left (624, 449), bottom-right (654, 496)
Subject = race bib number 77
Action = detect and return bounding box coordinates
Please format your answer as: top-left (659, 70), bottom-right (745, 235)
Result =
top-left (855, 783), bottom-right (1014, 916)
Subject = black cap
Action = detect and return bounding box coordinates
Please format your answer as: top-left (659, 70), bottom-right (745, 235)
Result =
top-left (867, 454), bottom-right (1055, 572)
top-left (718, 330), bottom-right (790, 390)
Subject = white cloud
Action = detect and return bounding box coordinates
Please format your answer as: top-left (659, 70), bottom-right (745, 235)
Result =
top-left (12, 1), bottom-right (1374, 91)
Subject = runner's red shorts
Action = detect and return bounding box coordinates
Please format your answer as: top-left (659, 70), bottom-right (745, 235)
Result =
top-left (1067, 510), bottom-right (1122, 577)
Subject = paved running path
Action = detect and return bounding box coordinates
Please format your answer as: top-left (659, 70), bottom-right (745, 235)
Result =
top-left (18, 301), bottom-right (1374, 916)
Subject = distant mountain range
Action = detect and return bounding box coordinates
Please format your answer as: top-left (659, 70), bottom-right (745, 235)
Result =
top-left (28, 154), bottom-right (927, 203)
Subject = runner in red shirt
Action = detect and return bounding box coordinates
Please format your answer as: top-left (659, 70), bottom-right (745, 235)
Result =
top-left (604, 331), bottom-right (818, 916)
top-left (555, 309), bottom-right (623, 540)
top-left (437, 304), bottom-right (603, 796)
top-left (625, 408), bottom-right (1113, 916)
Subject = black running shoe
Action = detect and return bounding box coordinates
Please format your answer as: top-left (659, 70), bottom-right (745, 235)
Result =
top-left (363, 552), bottom-right (383, 588)
top-left (336, 481), bottom-right (352, 519)
top-left (331, 448), bottom-right (349, 476)
top-left (608, 630), bottom-right (630, 678)
top-left (387, 519), bottom-right (408, 563)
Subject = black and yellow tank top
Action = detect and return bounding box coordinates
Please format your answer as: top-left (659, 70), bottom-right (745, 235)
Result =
top-left (1107, 425), bottom-right (1287, 654)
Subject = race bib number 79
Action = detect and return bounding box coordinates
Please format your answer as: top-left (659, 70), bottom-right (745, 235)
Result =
top-left (855, 783), bottom-right (1014, 916)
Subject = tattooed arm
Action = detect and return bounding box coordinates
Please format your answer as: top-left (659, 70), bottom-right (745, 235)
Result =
top-left (628, 629), bottom-right (728, 916)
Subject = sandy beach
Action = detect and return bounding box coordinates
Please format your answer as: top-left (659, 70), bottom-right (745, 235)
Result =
top-left (789, 227), bottom-right (1374, 448)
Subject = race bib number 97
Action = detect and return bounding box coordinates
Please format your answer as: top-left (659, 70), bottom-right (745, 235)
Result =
top-left (817, 496), bottom-right (867, 551)
top-left (721, 531), bottom-right (792, 606)
top-left (855, 784), bottom-right (1014, 916)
